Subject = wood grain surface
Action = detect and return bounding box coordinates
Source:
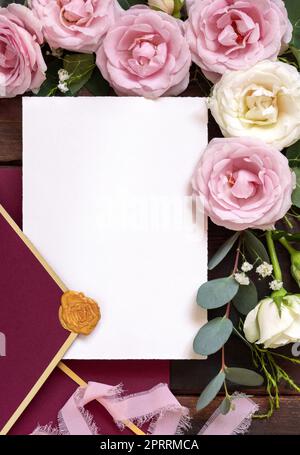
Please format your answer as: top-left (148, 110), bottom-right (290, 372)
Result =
top-left (1, 94), bottom-right (300, 435)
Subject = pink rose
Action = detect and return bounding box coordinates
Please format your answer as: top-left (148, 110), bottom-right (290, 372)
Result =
top-left (96, 6), bottom-right (191, 98)
top-left (186, 0), bottom-right (292, 82)
top-left (192, 137), bottom-right (294, 231)
top-left (30, 0), bottom-right (121, 53)
top-left (0, 4), bottom-right (46, 98)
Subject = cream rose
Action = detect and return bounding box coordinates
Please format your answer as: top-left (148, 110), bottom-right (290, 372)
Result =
top-left (244, 295), bottom-right (300, 349)
top-left (210, 60), bottom-right (300, 151)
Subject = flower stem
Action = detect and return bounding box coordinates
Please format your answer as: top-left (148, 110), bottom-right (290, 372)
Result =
top-left (221, 345), bottom-right (226, 370)
top-left (284, 215), bottom-right (293, 230)
top-left (233, 237), bottom-right (242, 274)
top-left (266, 231), bottom-right (282, 282)
top-left (279, 237), bottom-right (297, 255)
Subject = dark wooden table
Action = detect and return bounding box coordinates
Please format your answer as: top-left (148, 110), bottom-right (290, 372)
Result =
top-left (1, 95), bottom-right (300, 435)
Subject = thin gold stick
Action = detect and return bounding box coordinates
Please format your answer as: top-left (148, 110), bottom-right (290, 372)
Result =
top-left (58, 362), bottom-right (146, 436)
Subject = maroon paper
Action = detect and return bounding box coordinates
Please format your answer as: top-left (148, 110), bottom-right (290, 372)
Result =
top-left (0, 207), bottom-right (72, 433)
top-left (10, 360), bottom-right (170, 435)
top-left (0, 167), bottom-right (170, 435)
top-left (0, 167), bottom-right (22, 227)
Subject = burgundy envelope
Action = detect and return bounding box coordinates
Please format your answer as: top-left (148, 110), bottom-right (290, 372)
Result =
top-left (0, 167), bottom-right (170, 435)
top-left (0, 203), bottom-right (76, 434)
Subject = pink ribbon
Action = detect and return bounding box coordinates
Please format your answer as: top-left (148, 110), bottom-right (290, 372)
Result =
top-left (32, 382), bottom-right (190, 435)
top-left (199, 393), bottom-right (258, 435)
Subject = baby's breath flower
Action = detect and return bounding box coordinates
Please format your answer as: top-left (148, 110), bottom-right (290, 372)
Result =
top-left (256, 262), bottom-right (273, 278)
top-left (269, 280), bottom-right (283, 291)
top-left (234, 272), bottom-right (250, 286)
top-left (58, 82), bottom-right (69, 93)
top-left (58, 68), bottom-right (70, 82)
top-left (241, 262), bottom-right (253, 273)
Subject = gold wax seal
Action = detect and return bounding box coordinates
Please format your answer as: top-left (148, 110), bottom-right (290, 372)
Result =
top-left (59, 291), bottom-right (100, 335)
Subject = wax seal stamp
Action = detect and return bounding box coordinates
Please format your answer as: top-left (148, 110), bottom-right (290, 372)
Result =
top-left (59, 291), bottom-right (100, 335)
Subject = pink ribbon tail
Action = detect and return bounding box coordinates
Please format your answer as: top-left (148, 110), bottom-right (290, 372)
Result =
top-left (32, 382), bottom-right (190, 436)
top-left (199, 393), bottom-right (259, 435)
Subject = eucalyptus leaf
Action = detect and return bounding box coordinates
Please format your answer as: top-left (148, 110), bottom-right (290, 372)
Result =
top-left (225, 367), bottom-right (264, 387)
top-left (292, 168), bottom-right (300, 208)
top-left (233, 280), bottom-right (258, 316)
top-left (287, 142), bottom-right (300, 168)
top-left (220, 396), bottom-right (232, 415)
top-left (197, 371), bottom-right (225, 411)
top-left (63, 54), bottom-right (95, 95)
top-left (193, 317), bottom-right (233, 356)
top-left (244, 230), bottom-right (269, 264)
top-left (208, 232), bottom-right (240, 270)
top-left (197, 277), bottom-right (239, 309)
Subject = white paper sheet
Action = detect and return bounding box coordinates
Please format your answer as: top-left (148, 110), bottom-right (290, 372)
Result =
top-left (23, 97), bottom-right (208, 359)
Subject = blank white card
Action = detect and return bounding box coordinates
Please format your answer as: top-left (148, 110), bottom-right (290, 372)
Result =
top-left (23, 97), bottom-right (208, 359)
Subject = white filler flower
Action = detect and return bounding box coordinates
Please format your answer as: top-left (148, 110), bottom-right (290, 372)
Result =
top-left (269, 280), bottom-right (283, 291)
top-left (210, 60), bottom-right (300, 151)
top-left (241, 262), bottom-right (253, 273)
top-left (244, 295), bottom-right (300, 349)
top-left (234, 272), bottom-right (250, 286)
top-left (256, 262), bottom-right (273, 278)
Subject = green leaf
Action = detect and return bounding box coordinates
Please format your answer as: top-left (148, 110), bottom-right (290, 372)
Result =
top-left (220, 396), bottom-right (232, 415)
top-left (196, 371), bottom-right (225, 411)
top-left (244, 230), bottom-right (270, 264)
top-left (292, 168), bottom-right (300, 208)
top-left (193, 317), bottom-right (233, 356)
top-left (233, 280), bottom-right (258, 316)
top-left (291, 46), bottom-right (300, 67)
top-left (225, 367), bottom-right (264, 387)
top-left (36, 59), bottom-right (61, 97)
top-left (284, 0), bottom-right (300, 47)
top-left (63, 53), bottom-right (95, 95)
top-left (197, 277), bottom-right (239, 310)
top-left (208, 232), bottom-right (240, 270)
top-left (84, 67), bottom-right (110, 96)
top-left (287, 141), bottom-right (300, 168)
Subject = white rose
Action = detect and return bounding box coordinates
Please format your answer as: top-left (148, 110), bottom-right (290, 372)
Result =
top-left (244, 295), bottom-right (300, 349)
top-left (210, 61), bottom-right (300, 151)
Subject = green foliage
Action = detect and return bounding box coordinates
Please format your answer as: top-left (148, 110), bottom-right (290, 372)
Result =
top-left (84, 67), bottom-right (110, 96)
top-left (193, 317), bottom-right (233, 356)
top-left (285, 0), bottom-right (300, 47)
top-left (36, 59), bottom-right (61, 97)
top-left (233, 280), bottom-right (258, 316)
top-left (287, 142), bottom-right (300, 168)
top-left (225, 367), bottom-right (264, 387)
top-left (197, 277), bottom-right (239, 310)
top-left (208, 232), bottom-right (240, 270)
top-left (291, 168), bottom-right (300, 208)
top-left (244, 230), bottom-right (270, 264)
top-left (220, 396), bottom-right (232, 415)
top-left (63, 54), bottom-right (95, 95)
top-left (196, 371), bottom-right (225, 411)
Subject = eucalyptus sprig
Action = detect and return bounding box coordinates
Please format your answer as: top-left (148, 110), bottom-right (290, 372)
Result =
top-left (195, 230), bottom-right (268, 413)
